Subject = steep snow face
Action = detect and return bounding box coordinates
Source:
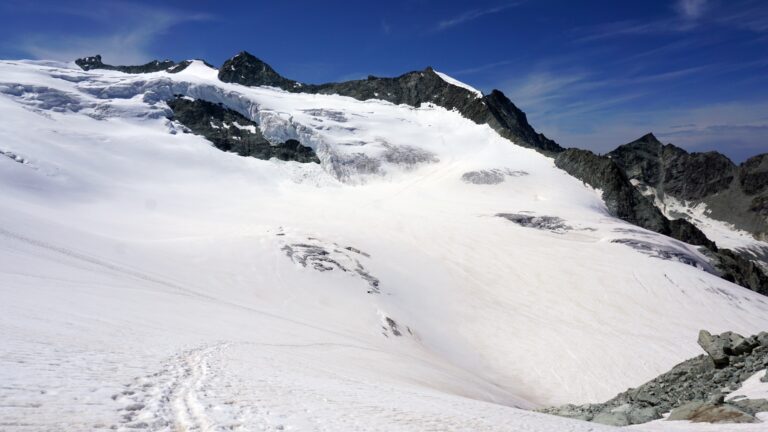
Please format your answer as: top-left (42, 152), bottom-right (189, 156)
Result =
top-left (2, 59), bottom-right (768, 431)
top-left (434, 70), bottom-right (483, 98)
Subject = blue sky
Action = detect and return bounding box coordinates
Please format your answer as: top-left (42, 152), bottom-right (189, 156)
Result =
top-left (1, 0), bottom-right (767, 161)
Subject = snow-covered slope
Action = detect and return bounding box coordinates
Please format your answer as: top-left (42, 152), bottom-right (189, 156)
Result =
top-left (2, 59), bottom-right (768, 431)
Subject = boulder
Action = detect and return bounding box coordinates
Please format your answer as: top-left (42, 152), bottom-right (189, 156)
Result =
top-left (698, 330), bottom-right (731, 368)
top-left (667, 401), bottom-right (757, 423)
top-left (592, 411), bottom-right (630, 427)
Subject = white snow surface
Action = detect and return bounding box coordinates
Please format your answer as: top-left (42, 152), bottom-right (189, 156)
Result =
top-left (727, 370), bottom-right (768, 402)
top-left (2, 59), bottom-right (768, 431)
top-left (434, 70), bottom-right (483, 98)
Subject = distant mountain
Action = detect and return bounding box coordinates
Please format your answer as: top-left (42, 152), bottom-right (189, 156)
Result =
top-left (217, 51), bottom-right (564, 155)
top-left (608, 133), bottom-right (768, 256)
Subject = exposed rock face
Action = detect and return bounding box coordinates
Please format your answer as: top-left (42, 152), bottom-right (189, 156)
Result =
top-left (554, 148), bottom-right (670, 234)
top-left (217, 52), bottom-right (299, 89)
top-left (554, 147), bottom-right (767, 294)
top-left (716, 249), bottom-right (768, 295)
top-left (166, 96), bottom-right (319, 163)
top-left (75, 55), bottom-right (190, 74)
top-left (607, 133), bottom-right (768, 241)
top-left (741, 154), bottom-right (768, 196)
top-left (218, 51), bottom-right (563, 154)
top-left (539, 330), bottom-right (768, 426)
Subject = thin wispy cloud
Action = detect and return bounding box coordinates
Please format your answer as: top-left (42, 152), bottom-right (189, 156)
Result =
top-left (8, 1), bottom-right (211, 64)
top-left (450, 60), bottom-right (516, 76)
top-left (575, 0), bottom-right (767, 43)
top-left (676, 0), bottom-right (709, 20)
top-left (715, 4), bottom-right (768, 33)
top-left (381, 19), bottom-right (392, 35)
top-left (433, 2), bottom-right (521, 32)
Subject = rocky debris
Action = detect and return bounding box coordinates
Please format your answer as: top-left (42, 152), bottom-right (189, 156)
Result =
top-left (698, 330), bottom-right (760, 368)
top-left (607, 133), bottom-right (768, 243)
top-left (217, 51), bottom-right (562, 154)
top-left (75, 55), bottom-right (191, 74)
top-left (539, 330), bottom-right (768, 426)
top-left (611, 239), bottom-right (707, 269)
top-left (166, 96), bottom-right (319, 163)
top-left (461, 168), bottom-right (528, 185)
top-left (280, 238), bottom-right (380, 294)
top-left (496, 213), bottom-right (571, 233)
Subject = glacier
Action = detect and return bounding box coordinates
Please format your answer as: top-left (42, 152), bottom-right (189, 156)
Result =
top-left (1, 59), bottom-right (768, 431)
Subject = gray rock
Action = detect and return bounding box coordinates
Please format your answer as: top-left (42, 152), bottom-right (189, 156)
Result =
top-left (628, 406), bottom-right (661, 424)
top-left (698, 330), bottom-right (731, 368)
top-left (732, 398), bottom-right (768, 415)
top-left (592, 411), bottom-right (630, 427)
top-left (540, 330), bottom-right (768, 426)
top-left (667, 401), bottom-right (756, 423)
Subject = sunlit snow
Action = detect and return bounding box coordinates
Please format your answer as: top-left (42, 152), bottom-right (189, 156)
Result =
top-left (1, 59), bottom-right (767, 431)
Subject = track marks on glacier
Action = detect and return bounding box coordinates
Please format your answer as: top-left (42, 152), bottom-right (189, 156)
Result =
top-left (114, 343), bottom-right (234, 431)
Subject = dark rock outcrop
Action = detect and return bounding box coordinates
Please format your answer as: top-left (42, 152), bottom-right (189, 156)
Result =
top-left (75, 55), bottom-right (192, 74)
top-left (607, 133), bottom-right (768, 242)
top-left (555, 147), bottom-right (767, 293)
top-left (741, 154), bottom-right (768, 196)
top-left (554, 148), bottom-right (670, 234)
top-left (166, 96), bottom-right (319, 163)
top-left (539, 330), bottom-right (768, 426)
top-left (218, 51), bottom-right (563, 154)
top-left (715, 249), bottom-right (768, 295)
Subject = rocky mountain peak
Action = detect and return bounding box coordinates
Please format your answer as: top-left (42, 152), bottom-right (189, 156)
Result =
top-left (218, 51), bottom-right (299, 89)
top-left (216, 52), bottom-right (563, 154)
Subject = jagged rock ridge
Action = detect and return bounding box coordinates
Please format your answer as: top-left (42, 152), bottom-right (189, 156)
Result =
top-left (554, 147), bottom-right (768, 294)
top-left (217, 51), bottom-right (563, 155)
top-left (75, 55), bottom-right (192, 74)
top-left (608, 133), bottom-right (768, 241)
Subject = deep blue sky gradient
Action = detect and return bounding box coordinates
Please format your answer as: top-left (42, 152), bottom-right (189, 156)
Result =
top-left (1, 0), bottom-right (766, 161)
